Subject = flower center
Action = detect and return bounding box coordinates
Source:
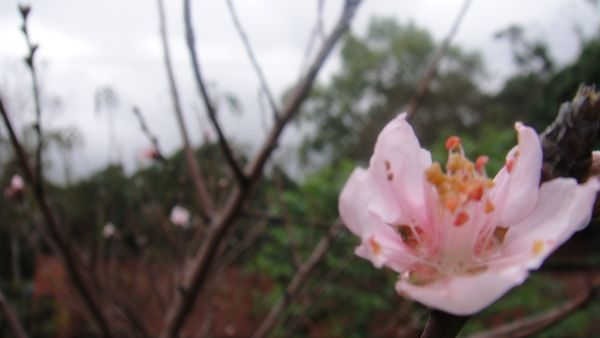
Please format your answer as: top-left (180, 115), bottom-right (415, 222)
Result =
top-left (398, 136), bottom-right (507, 286)
top-left (424, 137), bottom-right (495, 220)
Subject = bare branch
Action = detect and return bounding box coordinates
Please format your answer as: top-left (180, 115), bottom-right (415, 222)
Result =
top-left (0, 94), bottom-right (113, 337)
top-left (19, 5), bottom-right (44, 193)
top-left (132, 106), bottom-right (166, 161)
top-left (252, 220), bottom-right (343, 338)
top-left (0, 289), bottom-right (28, 338)
top-left (159, 3), bottom-right (362, 336)
top-left (225, 0), bottom-right (279, 118)
top-left (273, 166), bottom-right (302, 269)
top-left (468, 284), bottom-right (595, 338)
top-left (216, 218), bottom-right (267, 273)
top-left (540, 85), bottom-right (600, 183)
top-left (247, 0), bottom-right (362, 183)
top-left (284, 251), bottom-right (354, 335)
top-left (300, 0), bottom-right (327, 73)
top-left (183, 0), bottom-right (248, 186)
top-left (243, 209), bottom-right (332, 227)
top-left (157, 0), bottom-right (215, 221)
top-left (405, 0), bottom-right (472, 119)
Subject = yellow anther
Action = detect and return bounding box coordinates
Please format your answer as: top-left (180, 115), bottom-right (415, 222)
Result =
top-left (533, 240), bottom-right (544, 255)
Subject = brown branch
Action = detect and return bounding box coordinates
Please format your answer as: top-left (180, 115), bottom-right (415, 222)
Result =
top-left (157, 0), bottom-right (215, 222)
top-left (540, 85), bottom-right (600, 184)
top-left (468, 285), bottom-right (595, 338)
top-left (159, 2), bottom-right (362, 336)
top-left (405, 0), bottom-right (472, 120)
top-left (0, 289), bottom-right (28, 338)
top-left (183, 0), bottom-right (248, 186)
top-left (420, 310), bottom-right (470, 338)
top-left (252, 220), bottom-right (343, 338)
top-left (225, 0), bottom-right (279, 118)
top-left (0, 94), bottom-right (113, 337)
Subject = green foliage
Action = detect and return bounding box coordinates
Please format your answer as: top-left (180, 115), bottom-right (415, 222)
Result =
top-left (298, 17), bottom-right (487, 168)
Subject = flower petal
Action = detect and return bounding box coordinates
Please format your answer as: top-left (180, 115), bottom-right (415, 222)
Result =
top-left (396, 266), bottom-right (529, 315)
top-left (367, 113), bottom-right (432, 224)
top-left (339, 167), bottom-right (417, 271)
top-left (492, 122), bottom-right (543, 226)
top-left (501, 177), bottom-right (600, 270)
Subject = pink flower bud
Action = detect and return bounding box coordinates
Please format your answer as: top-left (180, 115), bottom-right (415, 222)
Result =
top-left (170, 205), bottom-right (190, 228)
top-left (4, 174), bottom-right (25, 199)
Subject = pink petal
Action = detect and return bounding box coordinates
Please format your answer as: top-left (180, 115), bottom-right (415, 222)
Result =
top-left (492, 122), bottom-right (542, 226)
top-left (501, 177), bottom-right (600, 270)
top-left (11, 175), bottom-right (24, 190)
top-left (339, 168), bottom-right (417, 271)
top-left (367, 113), bottom-right (432, 225)
top-left (339, 168), bottom-right (375, 236)
top-left (396, 266), bottom-right (529, 315)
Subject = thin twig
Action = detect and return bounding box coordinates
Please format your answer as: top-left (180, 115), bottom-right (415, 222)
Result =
top-left (109, 294), bottom-right (153, 338)
top-left (468, 277), bottom-right (597, 338)
top-left (252, 220), bottom-right (343, 338)
top-left (0, 94), bottom-right (113, 337)
top-left (405, 0), bottom-right (472, 119)
top-left (273, 166), bottom-right (302, 269)
top-left (225, 0), bottom-right (279, 118)
top-left (243, 209), bottom-right (332, 227)
top-left (183, 0), bottom-right (248, 186)
top-left (300, 0), bottom-right (327, 73)
top-left (246, 0), bottom-right (362, 184)
top-left (216, 218), bottom-right (268, 273)
top-left (132, 106), bottom-right (166, 161)
top-left (284, 251), bottom-right (354, 335)
top-left (19, 5), bottom-right (44, 194)
top-left (0, 289), bottom-right (28, 338)
top-left (157, 0), bottom-right (215, 222)
top-left (159, 2), bottom-right (362, 336)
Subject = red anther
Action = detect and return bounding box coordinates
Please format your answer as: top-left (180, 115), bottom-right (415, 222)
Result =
top-left (444, 196), bottom-right (458, 213)
top-left (467, 184), bottom-right (484, 201)
top-left (475, 155), bottom-right (489, 174)
top-left (454, 212), bottom-right (469, 226)
top-left (506, 158), bottom-right (515, 173)
top-left (445, 136), bottom-right (461, 151)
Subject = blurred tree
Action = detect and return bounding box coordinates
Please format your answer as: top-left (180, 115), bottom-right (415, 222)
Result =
top-left (297, 17), bottom-right (487, 168)
top-left (490, 27), bottom-right (600, 132)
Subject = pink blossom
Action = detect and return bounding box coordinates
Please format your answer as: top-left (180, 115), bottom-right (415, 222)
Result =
top-left (338, 113), bottom-right (600, 315)
top-left (103, 222), bottom-right (117, 238)
top-left (170, 205), bottom-right (190, 228)
top-left (139, 146), bottom-right (160, 161)
top-left (4, 174), bottom-right (25, 198)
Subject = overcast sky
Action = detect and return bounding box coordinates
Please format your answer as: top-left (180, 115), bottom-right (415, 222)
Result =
top-left (0, 0), bottom-right (598, 181)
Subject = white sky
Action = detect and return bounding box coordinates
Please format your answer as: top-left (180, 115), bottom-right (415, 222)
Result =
top-left (0, 0), bottom-right (598, 181)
